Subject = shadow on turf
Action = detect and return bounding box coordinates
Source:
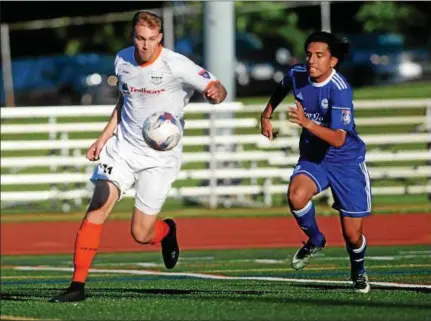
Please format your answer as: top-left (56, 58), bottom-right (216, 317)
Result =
top-left (86, 287), bottom-right (431, 310)
top-left (0, 292), bottom-right (50, 301)
top-left (1, 285), bottom-right (430, 309)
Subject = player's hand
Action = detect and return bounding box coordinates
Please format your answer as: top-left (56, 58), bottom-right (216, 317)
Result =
top-left (261, 115), bottom-right (278, 140)
top-left (288, 100), bottom-right (311, 129)
top-left (86, 137), bottom-right (107, 161)
top-left (204, 82), bottom-right (226, 104)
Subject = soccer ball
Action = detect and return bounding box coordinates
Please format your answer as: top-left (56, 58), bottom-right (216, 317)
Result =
top-left (142, 112), bottom-right (183, 151)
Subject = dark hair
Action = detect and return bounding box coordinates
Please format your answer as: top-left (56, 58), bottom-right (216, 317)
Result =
top-left (304, 31), bottom-right (350, 68)
top-left (131, 10), bottom-right (162, 33)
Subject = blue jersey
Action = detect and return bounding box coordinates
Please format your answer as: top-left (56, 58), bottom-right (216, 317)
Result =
top-left (282, 64), bottom-right (366, 164)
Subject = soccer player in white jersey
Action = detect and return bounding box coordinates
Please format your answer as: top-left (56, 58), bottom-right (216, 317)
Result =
top-left (50, 10), bottom-right (227, 303)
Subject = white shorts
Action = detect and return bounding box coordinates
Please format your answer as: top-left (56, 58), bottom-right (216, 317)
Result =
top-left (90, 135), bottom-right (182, 215)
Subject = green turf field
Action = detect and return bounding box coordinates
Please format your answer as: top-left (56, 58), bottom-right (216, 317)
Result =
top-left (1, 245), bottom-right (430, 320)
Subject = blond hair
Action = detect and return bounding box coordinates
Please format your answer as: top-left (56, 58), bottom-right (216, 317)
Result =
top-left (132, 10), bottom-right (162, 32)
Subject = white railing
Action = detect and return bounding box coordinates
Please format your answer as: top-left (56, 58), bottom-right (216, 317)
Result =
top-left (1, 99), bottom-right (430, 211)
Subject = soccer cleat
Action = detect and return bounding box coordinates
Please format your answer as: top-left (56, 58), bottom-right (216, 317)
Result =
top-left (49, 287), bottom-right (86, 303)
top-left (352, 273), bottom-right (371, 294)
top-left (161, 218), bottom-right (179, 269)
top-left (291, 237), bottom-right (326, 270)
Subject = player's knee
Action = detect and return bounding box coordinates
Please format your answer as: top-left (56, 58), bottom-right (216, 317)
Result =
top-left (343, 232), bottom-right (362, 248)
top-left (130, 225), bottom-right (153, 244)
top-left (88, 181), bottom-right (112, 210)
top-left (86, 181), bottom-right (116, 221)
top-left (288, 188), bottom-right (311, 210)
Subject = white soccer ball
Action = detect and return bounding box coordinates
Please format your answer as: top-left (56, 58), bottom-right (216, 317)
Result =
top-left (142, 112), bottom-right (183, 151)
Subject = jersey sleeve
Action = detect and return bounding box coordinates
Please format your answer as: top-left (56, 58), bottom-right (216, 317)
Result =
top-left (170, 55), bottom-right (218, 93)
top-left (280, 73), bottom-right (293, 92)
top-left (330, 88), bottom-right (354, 132)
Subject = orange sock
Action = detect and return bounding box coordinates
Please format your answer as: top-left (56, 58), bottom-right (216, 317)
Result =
top-left (151, 220), bottom-right (170, 244)
top-left (72, 219), bottom-right (103, 283)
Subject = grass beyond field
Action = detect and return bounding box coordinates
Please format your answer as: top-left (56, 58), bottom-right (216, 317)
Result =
top-left (238, 81), bottom-right (431, 104)
top-left (1, 245), bottom-right (430, 321)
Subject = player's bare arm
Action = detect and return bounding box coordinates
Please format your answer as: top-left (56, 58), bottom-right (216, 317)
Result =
top-left (204, 82), bottom-right (227, 104)
top-left (261, 81), bottom-right (290, 140)
top-left (289, 99), bottom-right (347, 148)
top-left (86, 94), bottom-right (124, 161)
top-left (101, 94), bottom-right (124, 138)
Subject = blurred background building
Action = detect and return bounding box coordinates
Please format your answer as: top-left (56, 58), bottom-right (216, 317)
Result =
top-left (1, 1), bottom-right (430, 107)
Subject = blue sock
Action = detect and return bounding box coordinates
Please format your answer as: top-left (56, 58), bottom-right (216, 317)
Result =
top-left (291, 201), bottom-right (324, 246)
top-left (346, 235), bottom-right (367, 275)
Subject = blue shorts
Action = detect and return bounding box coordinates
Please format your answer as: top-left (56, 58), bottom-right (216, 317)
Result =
top-left (291, 159), bottom-right (372, 217)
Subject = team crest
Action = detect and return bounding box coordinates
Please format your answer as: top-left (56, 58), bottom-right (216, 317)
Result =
top-left (341, 109), bottom-right (351, 125)
top-left (149, 72), bottom-right (163, 85)
top-left (321, 98), bottom-right (328, 109)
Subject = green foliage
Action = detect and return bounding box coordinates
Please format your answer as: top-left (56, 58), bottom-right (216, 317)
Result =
top-left (55, 22), bottom-right (130, 55)
top-left (356, 2), bottom-right (425, 33)
top-left (235, 1), bottom-right (309, 58)
top-left (52, 2), bottom-right (310, 58)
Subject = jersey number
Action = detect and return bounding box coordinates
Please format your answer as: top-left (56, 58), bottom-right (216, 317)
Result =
top-left (101, 164), bottom-right (113, 175)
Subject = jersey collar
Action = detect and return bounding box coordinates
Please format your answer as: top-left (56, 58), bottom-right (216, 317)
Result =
top-left (309, 68), bottom-right (335, 87)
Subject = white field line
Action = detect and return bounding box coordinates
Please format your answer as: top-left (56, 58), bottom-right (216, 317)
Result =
top-left (398, 250), bottom-right (431, 255)
top-left (61, 254), bottom-right (431, 267)
top-left (14, 266), bottom-right (431, 290)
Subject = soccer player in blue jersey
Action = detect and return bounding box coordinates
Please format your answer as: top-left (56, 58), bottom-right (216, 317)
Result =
top-left (261, 31), bottom-right (371, 293)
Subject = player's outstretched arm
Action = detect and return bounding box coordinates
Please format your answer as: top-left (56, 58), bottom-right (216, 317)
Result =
top-left (288, 100), bottom-right (346, 148)
top-left (86, 94), bottom-right (123, 161)
top-left (169, 54), bottom-right (227, 104)
top-left (204, 82), bottom-right (227, 104)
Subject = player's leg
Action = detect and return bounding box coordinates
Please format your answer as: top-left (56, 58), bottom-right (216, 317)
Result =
top-left (72, 181), bottom-right (120, 281)
top-left (130, 207), bottom-right (178, 269)
top-left (49, 181), bottom-right (120, 303)
top-left (327, 161), bottom-right (372, 293)
top-left (131, 155), bottom-right (181, 269)
top-left (341, 216), bottom-right (370, 293)
top-left (288, 161), bottom-right (329, 270)
top-left (50, 138), bottom-right (135, 303)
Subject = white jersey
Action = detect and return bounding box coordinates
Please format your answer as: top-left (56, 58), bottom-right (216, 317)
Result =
top-left (114, 45), bottom-right (218, 154)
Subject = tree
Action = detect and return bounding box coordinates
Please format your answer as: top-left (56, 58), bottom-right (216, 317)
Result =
top-left (173, 1), bottom-right (310, 58)
top-left (235, 2), bottom-right (310, 58)
top-left (55, 21), bottom-right (130, 55)
top-left (355, 2), bottom-right (425, 34)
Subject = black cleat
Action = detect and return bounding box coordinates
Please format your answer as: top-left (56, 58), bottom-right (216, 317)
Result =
top-left (161, 219), bottom-right (179, 269)
top-left (291, 236), bottom-right (326, 270)
top-left (352, 273), bottom-right (371, 293)
top-left (49, 282), bottom-right (86, 303)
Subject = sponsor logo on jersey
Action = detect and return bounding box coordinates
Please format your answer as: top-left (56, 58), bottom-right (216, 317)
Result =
top-left (304, 111), bottom-right (324, 123)
top-left (130, 86), bottom-right (166, 95)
